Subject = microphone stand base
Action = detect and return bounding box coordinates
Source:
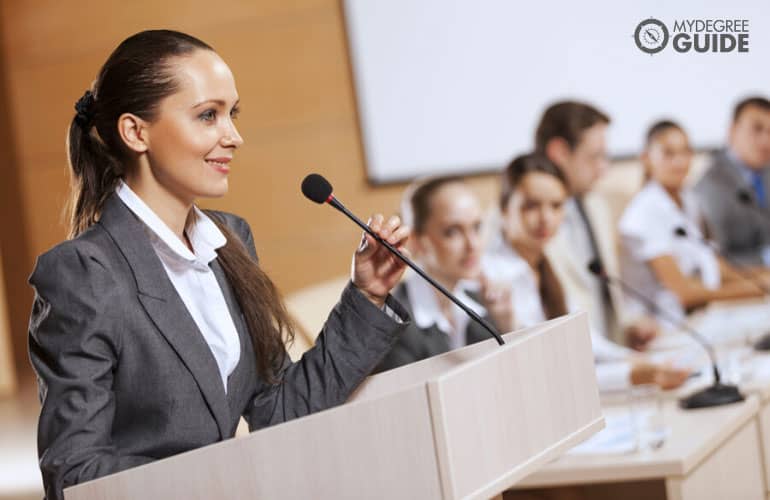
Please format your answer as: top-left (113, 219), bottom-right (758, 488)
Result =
top-left (679, 383), bottom-right (745, 410)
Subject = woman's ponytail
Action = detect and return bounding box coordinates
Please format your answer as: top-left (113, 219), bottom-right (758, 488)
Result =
top-left (66, 90), bottom-right (123, 238)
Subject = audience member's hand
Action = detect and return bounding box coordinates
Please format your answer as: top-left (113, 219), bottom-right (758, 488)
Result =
top-left (479, 275), bottom-right (515, 333)
top-left (631, 362), bottom-right (690, 390)
top-left (626, 316), bottom-right (659, 351)
top-left (352, 214), bottom-right (410, 308)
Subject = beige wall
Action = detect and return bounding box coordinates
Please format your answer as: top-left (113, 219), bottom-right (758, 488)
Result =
top-left (0, 0), bottom-right (501, 384)
top-left (0, 249), bottom-right (17, 395)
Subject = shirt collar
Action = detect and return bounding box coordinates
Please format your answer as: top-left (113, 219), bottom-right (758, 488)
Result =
top-left (404, 272), bottom-right (486, 333)
top-left (727, 148), bottom-right (768, 183)
top-left (116, 180), bottom-right (226, 265)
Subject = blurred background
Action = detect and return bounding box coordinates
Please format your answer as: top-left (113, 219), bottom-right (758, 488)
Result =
top-left (0, 1), bottom-right (765, 498)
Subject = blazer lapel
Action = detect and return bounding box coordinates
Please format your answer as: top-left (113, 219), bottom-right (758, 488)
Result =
top-left (98, 194), bottom-right (232, 439)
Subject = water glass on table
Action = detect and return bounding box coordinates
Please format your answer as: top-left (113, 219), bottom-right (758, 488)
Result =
top-left (630, 383), bottom-right (667, 451)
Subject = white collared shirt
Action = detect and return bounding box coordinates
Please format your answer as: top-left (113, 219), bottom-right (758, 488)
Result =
top-left (481, 233), bottom-right (545, 329)
top-left (619, 181), bottom-right (721, 322)
top-left (404, 272), bottom-right (486, 350)
top-left (559, 197), bottom-right (613, 338)
top-left (482, 234), bottom-right (633, 392)
top-left (116, 181), bottom-right (241, 392)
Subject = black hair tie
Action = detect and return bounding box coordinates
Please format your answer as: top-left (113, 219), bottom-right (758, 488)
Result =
top-left (74, 90), bottom-right (95, 129)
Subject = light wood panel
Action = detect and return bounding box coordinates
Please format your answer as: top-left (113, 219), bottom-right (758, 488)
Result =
top-left (666, 418), bottom-right (764, 500)
top-left (63, 313), bottom-right (602, 500)
top-left (518, 397), bottom-right (760, 487)
top-left (0, 249), bottom-right (16, 396)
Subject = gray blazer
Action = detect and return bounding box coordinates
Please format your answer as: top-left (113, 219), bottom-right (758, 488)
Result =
top-left (28, 193), bottom-right (409, 500)
top-left (374, 282), bottom-right (492, 372)
top-left (693, 149), bottom-right (770, 266)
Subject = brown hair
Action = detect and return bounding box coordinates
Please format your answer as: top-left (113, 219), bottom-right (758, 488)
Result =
top-left (499, 152), bottom-right (568, 211)
top-left (66, 29), bottom-right (292, 383)
top-left (534, 101), bottom-right (610, 153)
top-left (642, 120), bottom-right (688, 181)
top-left (499, 153), bottom-right (568, 320)
top-left (406, 175), bottom-right (465, 234)
top-left (645, 119), bottom-right (685, 148)
top-left (733, 96), bottom-right (770, 122)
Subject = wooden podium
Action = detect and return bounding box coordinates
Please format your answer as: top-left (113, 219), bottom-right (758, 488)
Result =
top-left (65, 313), bottom-right (603, 500)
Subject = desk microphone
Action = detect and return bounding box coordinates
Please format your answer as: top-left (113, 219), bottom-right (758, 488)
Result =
top-left (737, 189), bottom-right (764, 214)
top-left (673, 226), bottom-right (770, 294)
top-left (674, 226), bottom-right (770, 351)
top-left (587, 259), bottom-right (744, 409)
top-left (301, 173), bottom-right (504, 346)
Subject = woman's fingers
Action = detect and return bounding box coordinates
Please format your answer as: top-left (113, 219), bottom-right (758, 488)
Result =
top-left (387, 224), bottom-right (411, 246)
top-left (361, 213), bottom-right (410, 255)
top-left (369, 213), bottom-right (385, 233)
top-left (379, 214), bottom-right (401, 240)
top-left (357, 214), bottom-right (385, 257)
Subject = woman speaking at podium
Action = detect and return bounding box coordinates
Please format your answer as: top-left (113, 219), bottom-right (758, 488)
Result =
top-left (27, 30), bottom-right (410, 500)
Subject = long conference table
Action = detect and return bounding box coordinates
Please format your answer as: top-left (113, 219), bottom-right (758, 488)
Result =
top-left (511, 298), bottom-right (770, 500)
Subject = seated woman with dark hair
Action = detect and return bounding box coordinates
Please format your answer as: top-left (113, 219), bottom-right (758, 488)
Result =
top-left (376, 177), bottom-right (514, 372)
top-left (619, 120), bottom-right (766, 321)
top-left (484, 153), bottom-right (691, 391)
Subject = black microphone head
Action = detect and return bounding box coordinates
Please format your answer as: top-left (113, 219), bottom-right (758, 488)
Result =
top-left (674, 226), bottom-right (688, 238)
top-left (586, 259), bottom-right (604, 276)
top-left (737, 189), bottom-right (752, 205)
top-left (302, 174), bottom-right (333, 204)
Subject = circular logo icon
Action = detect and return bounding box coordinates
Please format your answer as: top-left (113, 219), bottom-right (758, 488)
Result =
top-left (634, 18), bottom-right (669, 54)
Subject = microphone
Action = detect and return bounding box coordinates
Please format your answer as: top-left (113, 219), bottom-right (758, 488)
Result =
top-left (736, 188), bottom-right (770, 218)
top-left (301, 173), bottom-right (505, 346)
top-left (586, 259), bottom-right (744, 410)
top-left (673, 226), bottom-right (770, 294)
top-left (674, 226), bottom-right (770, 351)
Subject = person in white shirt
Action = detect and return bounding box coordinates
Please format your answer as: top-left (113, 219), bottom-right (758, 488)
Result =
top-left (619, 120), bottom-right (766, 321)
top-left (538, 101), bottom-right (660, 351)
top-left (484, 153), bottom-right (690, 391)
top-left (377, 176), bottom-right (514, 371)
top-left (28, 29), bottom-right (411, 500)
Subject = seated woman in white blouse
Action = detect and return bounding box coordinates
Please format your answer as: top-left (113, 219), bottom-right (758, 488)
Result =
top-left (619, 120), bottom-right (765, 322)
top-left (483, 152), bottom-right (690, 391)
top-left (375, 176), bottom-right (515, 371)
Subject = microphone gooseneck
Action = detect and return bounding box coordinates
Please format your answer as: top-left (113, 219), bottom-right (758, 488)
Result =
top-left (674, 225), bottom-right (770, 351)
top-left (586, 259), bottom-right (744, 409)
top-left (673, 226), bottom-right (770, 295)
top-left (302, 173), bottom-right (505, 346)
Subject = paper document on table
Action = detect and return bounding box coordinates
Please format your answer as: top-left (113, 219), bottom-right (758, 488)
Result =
top-left (693, 302), bottom-right (770, 344)
top-left (566, 412), bottom-right (637, 456)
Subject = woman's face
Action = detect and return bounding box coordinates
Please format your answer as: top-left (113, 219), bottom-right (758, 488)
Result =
top-left (502, 172), bottom-right (567, 250)
top-left (415, 182), bottom-right (484, 284)
top-left (140, 49), bottom-right (244, 203)
top-left (645, 128), bottom-right (693, 190)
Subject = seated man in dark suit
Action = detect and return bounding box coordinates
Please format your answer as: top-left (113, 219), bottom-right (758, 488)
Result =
top-left (376, 176), bottom-right (514, 372)
top-left (694, 96), bottom-right (770, 266)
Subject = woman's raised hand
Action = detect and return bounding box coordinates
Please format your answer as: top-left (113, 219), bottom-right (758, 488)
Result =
top-left (351, 214), bottom-right (411, 308)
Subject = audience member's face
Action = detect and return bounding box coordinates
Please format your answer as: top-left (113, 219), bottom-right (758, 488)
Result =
top-left (502, 172), bottom-right (568, 251)
top-left (550, 123), bottom-right (609, 195)
top-left (645, 128), bottom-right (693, 190)
top-left (415, 183), bottom-right (484, 284)
top-left (730, 105), bottom-right (770, 169)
